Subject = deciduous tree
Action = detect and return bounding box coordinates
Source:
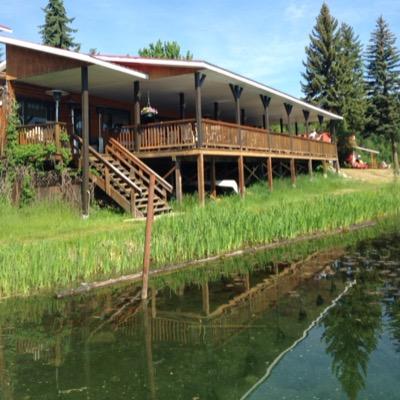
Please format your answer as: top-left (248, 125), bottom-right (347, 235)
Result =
top-left (138, 40), bottom-right (193, 60)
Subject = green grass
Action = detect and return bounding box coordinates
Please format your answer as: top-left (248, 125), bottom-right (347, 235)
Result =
top-left (0, 173), bottom-right (399, 298)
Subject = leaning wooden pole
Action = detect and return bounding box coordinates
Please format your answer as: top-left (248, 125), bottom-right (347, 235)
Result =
top-left (142, 174), bottom-right (156, 300)
top-left (81, 66), bottom-right (90, 218)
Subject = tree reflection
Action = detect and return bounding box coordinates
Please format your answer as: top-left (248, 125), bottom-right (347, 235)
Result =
top-left (322, 270), bottom-right (382, 400)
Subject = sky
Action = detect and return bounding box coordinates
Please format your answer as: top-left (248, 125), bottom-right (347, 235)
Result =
top-left (1, 0), bottom-right (400, 98)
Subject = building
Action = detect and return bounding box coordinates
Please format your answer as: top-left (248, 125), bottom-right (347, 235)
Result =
top-left (0, 35), bottom-right (342, 216)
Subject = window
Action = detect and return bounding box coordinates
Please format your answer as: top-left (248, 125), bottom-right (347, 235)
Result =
top-left (18, 98), bottom-right (55, 125)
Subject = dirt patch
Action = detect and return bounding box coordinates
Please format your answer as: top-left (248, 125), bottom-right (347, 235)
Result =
top-left (341, 168), bottom-right (396, 184)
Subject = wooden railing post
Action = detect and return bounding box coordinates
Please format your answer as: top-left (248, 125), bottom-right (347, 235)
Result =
top-left (142, 174), bottom-right (156, 300)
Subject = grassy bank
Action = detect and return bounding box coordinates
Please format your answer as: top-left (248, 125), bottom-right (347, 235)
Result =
top-left (0, 173), bottom-right (399, 297)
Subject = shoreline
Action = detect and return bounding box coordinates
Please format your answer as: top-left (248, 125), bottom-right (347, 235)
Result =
top-left (55, 219), bottom-right (377, 298)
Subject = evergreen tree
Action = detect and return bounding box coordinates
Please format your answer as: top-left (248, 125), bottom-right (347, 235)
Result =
top-left (39, 0), bottom-right (80, 51)
top-left (301, 3), bottom-right (341, 113)
top-left (365, 16), bottom-right (400, 175)
top-left (138, 40), bottom-right (193, 60)
top-left (337, 23), bottom-right (367, 134)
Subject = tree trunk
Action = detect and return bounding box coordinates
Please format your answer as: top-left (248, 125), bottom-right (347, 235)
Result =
top-left (392, 139), bottom-right (399, 176)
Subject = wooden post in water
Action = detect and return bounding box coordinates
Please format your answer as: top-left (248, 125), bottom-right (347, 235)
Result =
top-left (238, 155), bottom-right (245, 198)
top-left (290, 158), bottom-right (296, 187)
top-left (267, 156), bottom-right (273, 191)
top-left (141, 174), bottom-right (156, 300)
top-left (202, 282), bottom-right (210, 316)
top-left (197, 153), bottom-right (205, 206)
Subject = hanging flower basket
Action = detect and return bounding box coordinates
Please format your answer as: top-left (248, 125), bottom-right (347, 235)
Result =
top-left (140, 106), bottom-right (158, 120)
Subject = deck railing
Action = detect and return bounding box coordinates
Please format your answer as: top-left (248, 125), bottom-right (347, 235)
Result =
top-left (116, 118), bottom-right (337, 159)
top-left (17, 122), bottom-right (68, 152)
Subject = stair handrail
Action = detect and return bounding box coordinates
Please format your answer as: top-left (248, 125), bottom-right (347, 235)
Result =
top-left (72, 134), bottom-right (143, 196)
top-left (108, 138), bottom-right (173, 193)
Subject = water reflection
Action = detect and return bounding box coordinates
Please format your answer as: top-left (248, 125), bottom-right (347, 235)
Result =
top-left (1, 229), bottom-right (400, 399)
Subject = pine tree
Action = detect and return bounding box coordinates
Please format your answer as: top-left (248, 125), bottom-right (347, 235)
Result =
top-left (301, 3), bottom-right (341, 113)
top-left (39, 0), bottom-right (80, 51)
top-left (365, 16), bottom-right (400, 175)
top-left (138, 40), bottom-right (193, 60)
top-left (337, 23), bottom-right (367, 134)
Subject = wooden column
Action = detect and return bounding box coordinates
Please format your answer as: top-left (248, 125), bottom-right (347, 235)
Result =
top-left (280, 118), bottom-right (284, 133)
top-left (210, 157), bottom-right (217, 197)
top-left (295, 122), bottom-right (299, 136)
top-left (174, 157), bottom-right (182, 203)
top-left (303, 110), bottom-right (310, 134)
top-left (241, 108), bottom-right (246, 126)
top-left (260, 95), bottom-right (271, 130)
top-left (81, 66), bottom-right (89, 218)
top-left (197, 153), bottom-right (205, 206)
top-left (284, 103), bottom-right (293, 135)
top-left (179, 92), bottom-right (185, 119)
top-left (308, 159), bottom-right (313, 179)
top-left (133, 81), bottom-right (141, 152)
top-left (322, 160), bottom-right (328, 177)
top-left (195, 72), bottom-right (206, 147)
top-left (229, 84), bottom-right (243, 147)
top-left (318, 114), bottom-right (324, 129)
top-left (290, 158), bottom-right (296, 187)
top-left (213, 102), bottom-right (220, 120)
top-left (238, 155), bottom-right (245, 198)
top-left (267, 157), bottom-right (273, 191)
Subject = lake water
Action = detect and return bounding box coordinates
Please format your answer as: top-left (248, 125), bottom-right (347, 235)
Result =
top-left (1, 223), bottom-right (399, 399)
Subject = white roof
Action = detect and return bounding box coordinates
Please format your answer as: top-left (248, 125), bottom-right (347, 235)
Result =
top-left (0, 35), bottom-right (342, 124)
top-left (97, 56), bottom-right (343, 121)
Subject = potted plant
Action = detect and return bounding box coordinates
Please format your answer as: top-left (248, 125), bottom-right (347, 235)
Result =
top-left (140, 105), bottom-right (158, 122)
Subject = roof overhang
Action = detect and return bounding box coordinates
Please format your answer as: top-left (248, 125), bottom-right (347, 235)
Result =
top-left (0, 36), bottom-right (148, 97)
top-left (98, 56), bottom-right (343, 124)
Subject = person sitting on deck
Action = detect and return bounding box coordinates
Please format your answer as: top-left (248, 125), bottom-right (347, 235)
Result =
top-left (319, 132), bottom-right (332, 143)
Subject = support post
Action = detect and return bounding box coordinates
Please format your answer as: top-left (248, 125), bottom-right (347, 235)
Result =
top-left (280, 118), bottom-right (284, 133)
top-left (308, 159), bottom-right (313, 179)
top-left (303, 110), bottom-right (310, 134)
top-left (284, 103), bottom-right (293, 135)
top-left (179, 92), bottom-right (185, 119)
top-left (260, 95), bottom-right (271, 130)
top-left (318, 114), bottom-right (324, 129)
top-left (267, 157), bottom-right (273, 191)
top-left (210, 157), bottom-right (216, 197)
top-left (229, 84), bottom-right (243, 147)
top-left (197, 153), bottom-right (205, 206)
top-left (290, 158), bottom-right (296, 187)
top-left (195, 72), bottom-right (206, 147)
top-left (238, 155), bottom-right (245, 198)
top-left (329, 119), bottom-right (337, 143)
top-left (241, 108), bottom-right (246, 126)
top-left (133, 81), bottom-right (141, 152)
top-left (295, 121), bottom-right (299, 136)
top-left (322, 160), bottom-right (328, 178)
top-left (174, 158), bottom-right (182, 203)
top-left (81, 66), bottom-right (89, 218)
top-left (213, 102), bottom-right (219, 120)
top-left (142, 174), bottom-right (156, 300)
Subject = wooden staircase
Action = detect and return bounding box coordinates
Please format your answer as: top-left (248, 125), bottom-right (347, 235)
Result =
top-left (73, 136), bottom-right (173, 217)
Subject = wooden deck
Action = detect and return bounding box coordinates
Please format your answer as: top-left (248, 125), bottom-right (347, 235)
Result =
top-left (116, 118), bottom-right (338, 160)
